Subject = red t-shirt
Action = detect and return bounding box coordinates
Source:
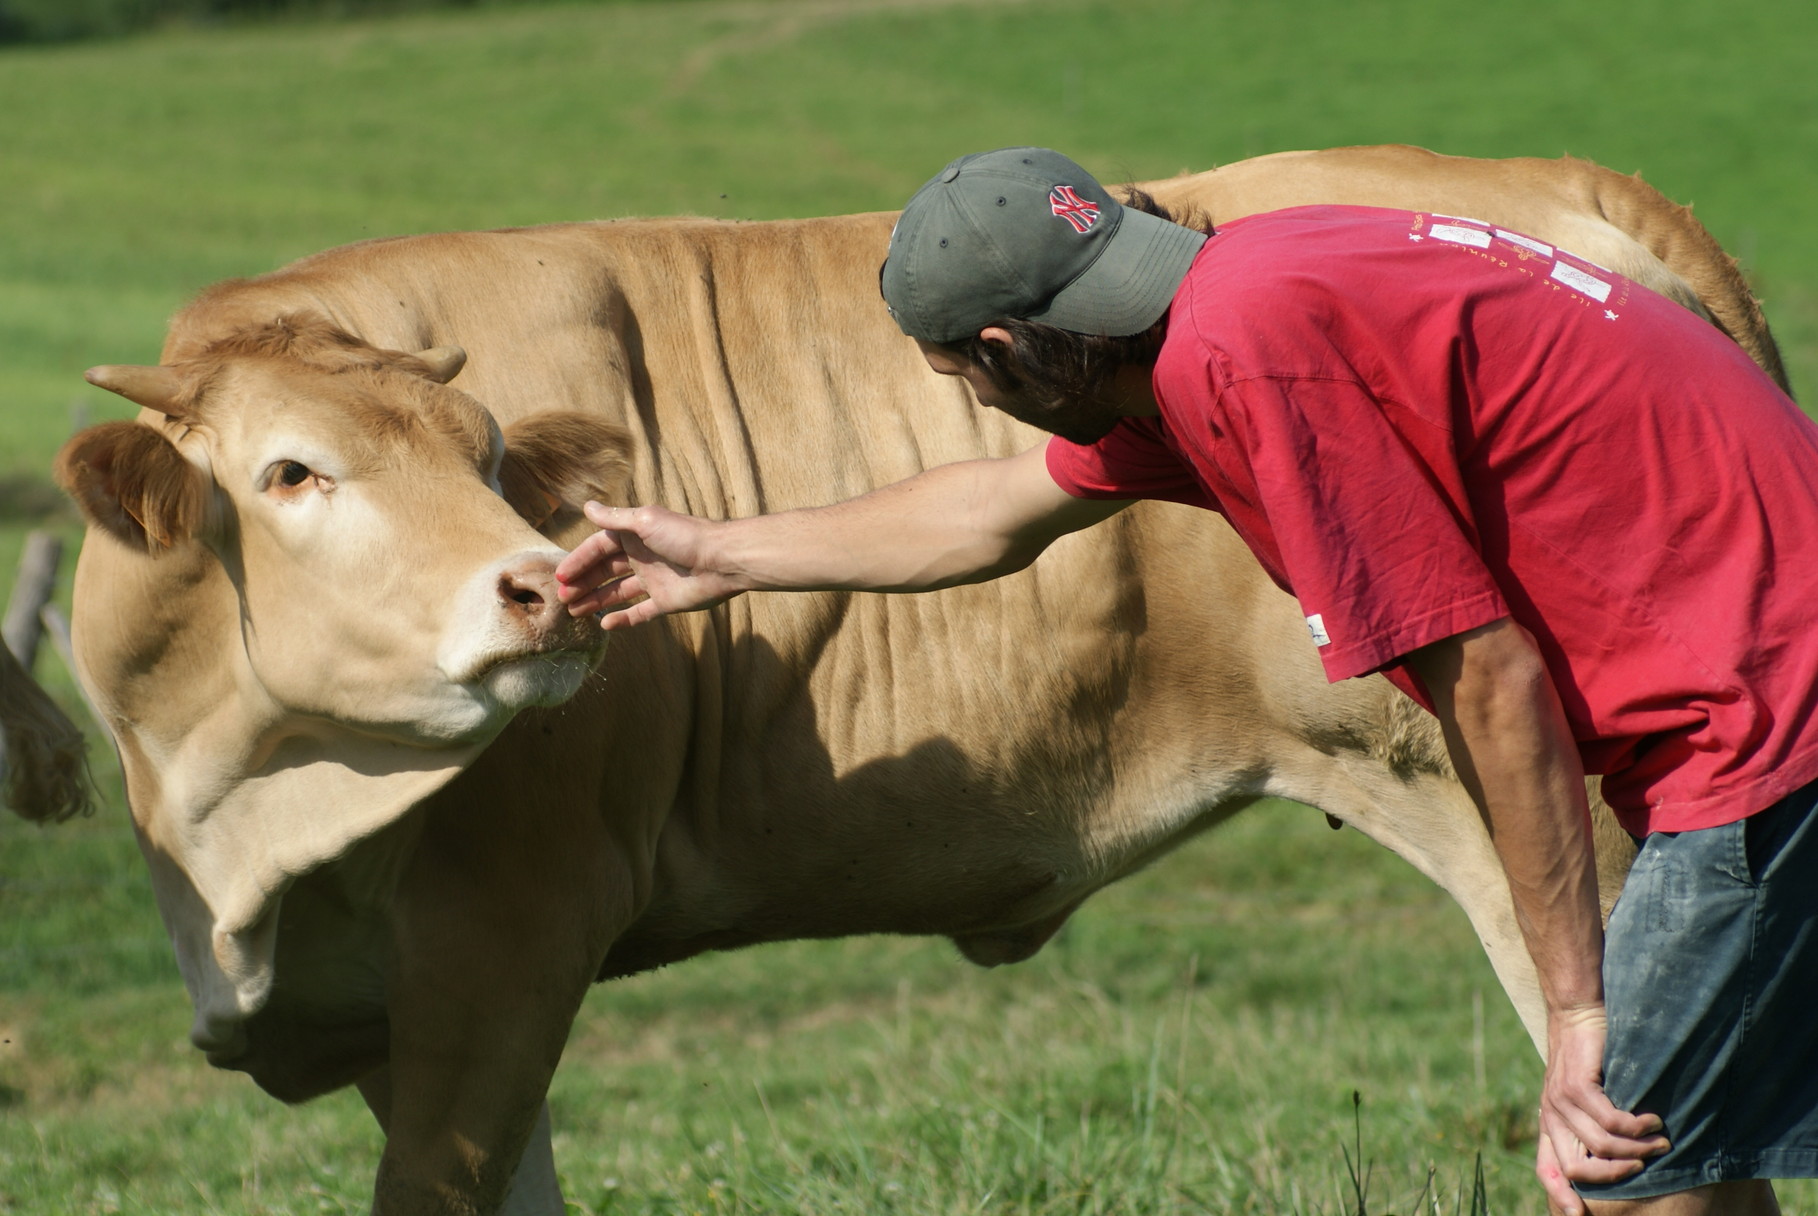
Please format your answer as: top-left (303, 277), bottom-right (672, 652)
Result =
top-left (1047, 205), bottom-right (1818, 834)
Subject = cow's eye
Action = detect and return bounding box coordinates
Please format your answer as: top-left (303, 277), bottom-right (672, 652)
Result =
top-left (276, 461), bottom-right (312, 488)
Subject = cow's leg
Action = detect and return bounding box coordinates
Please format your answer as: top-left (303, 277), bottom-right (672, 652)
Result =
top-left (367, 872), bottom-right (599, 1216)
top-left (1307, 766), bottom-right (1634, 1057)
top-left (1256, 676), bottom-right (1627, 1055)
top-left (1346, 775), bottom-right (1547, 1048)
top-left (357, 1068), bottom-right (565, 1216)
top-left (500, 1103), bottom-right (564, 1216)
top-left (367, 833), bottom-right (620, 1216)
top-left (1270, 748), bottom-right (1552, 1051)
top-left (363, 724), bottom-right (647, 1216)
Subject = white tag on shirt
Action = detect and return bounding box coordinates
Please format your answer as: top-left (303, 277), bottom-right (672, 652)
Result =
top-left (1430, 223), bottom-right (1493, 248)
top-left (1306, 614), bottom-right (1332, 647)
top-left (1550, 260), bottom-right (1613, 302)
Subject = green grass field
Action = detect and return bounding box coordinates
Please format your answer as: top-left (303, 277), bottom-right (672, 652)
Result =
top-left (4, 0), bottom-right (1818, 1211)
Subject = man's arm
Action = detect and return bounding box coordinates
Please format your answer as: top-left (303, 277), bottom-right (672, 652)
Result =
top-left (1406, 619), bottom-right (1668, 1216)
top-left (554, 441), bottom-right (1128, 629)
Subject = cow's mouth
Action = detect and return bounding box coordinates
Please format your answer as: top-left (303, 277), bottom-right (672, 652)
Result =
top-left (468, 647), bottom-right (597, 708)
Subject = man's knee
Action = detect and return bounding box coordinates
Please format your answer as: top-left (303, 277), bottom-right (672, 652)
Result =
top-left (1581, 1179), bottom-right (1780, 1216)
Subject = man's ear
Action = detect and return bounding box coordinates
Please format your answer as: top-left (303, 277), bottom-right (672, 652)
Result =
top-left (497, 412), bottom-right (635, 540)
top-left (978, 325), bottom-right (1016, 349)
top-left (55, 422), bottom-right (209, 554)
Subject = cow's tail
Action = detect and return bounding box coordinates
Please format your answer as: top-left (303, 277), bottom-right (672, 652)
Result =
top-left (2, 645), bottom-right (94, 823)
top-left (1578, 157), bottom-right (1793, 398)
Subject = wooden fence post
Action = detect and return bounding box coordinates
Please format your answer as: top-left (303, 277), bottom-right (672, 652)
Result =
top-left (2, 530), bottom-right (95, 820)
top-left (3, 531), bottom-right (62, 672)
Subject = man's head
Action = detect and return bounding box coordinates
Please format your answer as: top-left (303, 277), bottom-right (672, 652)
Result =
top-left (881, 148), bottom-right (1207, 444)
top-left (881, 147), bottom-right (1206, 343)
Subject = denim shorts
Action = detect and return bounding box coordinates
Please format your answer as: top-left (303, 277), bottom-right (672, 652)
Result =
top-left (1576, 778), bottom-right (1818, 1200)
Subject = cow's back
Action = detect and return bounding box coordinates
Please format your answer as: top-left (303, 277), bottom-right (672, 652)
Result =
top-left (1146, 145), bottom-right (1788, 393)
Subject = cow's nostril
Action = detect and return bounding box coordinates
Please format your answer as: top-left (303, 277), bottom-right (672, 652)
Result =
top-left (498, 572), bottom-right (551, 613)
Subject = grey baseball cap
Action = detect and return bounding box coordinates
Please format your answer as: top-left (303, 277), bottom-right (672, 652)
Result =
top-left (880, 147), bottom-right (1208, 344)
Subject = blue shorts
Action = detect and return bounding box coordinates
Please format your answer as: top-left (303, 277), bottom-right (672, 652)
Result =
top-left (1576, 779), bottom-right (1818, 1200)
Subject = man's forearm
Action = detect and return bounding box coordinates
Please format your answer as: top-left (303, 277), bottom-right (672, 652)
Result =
top-left (1409, 619), bottom-right (1604, 1013)
top-left (555, 441), bottom-right (1126, 627)
top-left (1409, 619), bottom-right (1667, 1210)
top-left (707, 458), bottom-right (1059, 594)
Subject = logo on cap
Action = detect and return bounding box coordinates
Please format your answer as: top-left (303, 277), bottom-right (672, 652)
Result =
top-left (1048, 185), bottom-right (1100, 234)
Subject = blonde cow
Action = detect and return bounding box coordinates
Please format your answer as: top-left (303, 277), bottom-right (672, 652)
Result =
top-left (55, 147), bottom-right (1786, 1214)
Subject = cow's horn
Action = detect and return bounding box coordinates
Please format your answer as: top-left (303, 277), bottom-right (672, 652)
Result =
top-left (414, 345), bottom-right (467, 384)
top-left (85, 364), bottom-right (184, 415)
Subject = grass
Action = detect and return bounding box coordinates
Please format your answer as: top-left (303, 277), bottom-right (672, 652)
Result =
top-left (4, 0), bottom-right (1818, 1211)
top-left (15, 803), bottom-right (1812, 1211)
top-left (4, 805), bottom-right (1557, 1213)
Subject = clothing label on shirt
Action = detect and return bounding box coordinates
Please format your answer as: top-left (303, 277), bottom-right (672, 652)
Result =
top-left (1497, 229), bottom-right (1554, 257)
top-left (1551, 261), bottom-right (1613, 302)
top-left (1410, 212), bottom-right (1632, 320)
top-left (1430, 223), bottom-right (1493, 248)
top-left (1306, 613), bottom-right (1332, 647)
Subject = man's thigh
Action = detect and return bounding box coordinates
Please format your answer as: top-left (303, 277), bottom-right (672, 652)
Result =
top-left (1582, 784), bottom-right (1818, 1201)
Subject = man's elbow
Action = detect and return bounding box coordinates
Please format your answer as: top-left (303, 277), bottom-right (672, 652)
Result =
top-left (1410, 616), bottom-right (1546, 694)
top-left (1467, 618), bottom-right (1549, 685)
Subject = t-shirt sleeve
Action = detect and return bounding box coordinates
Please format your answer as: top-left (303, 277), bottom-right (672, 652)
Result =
top-left (1220, 372), bottom-right (1510, 682)
top-left (1044, 421), bottom-right (1214, 509)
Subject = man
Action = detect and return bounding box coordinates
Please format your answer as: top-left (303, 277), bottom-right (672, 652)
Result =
top-left (555, 148), bottom-right (1818, 1214)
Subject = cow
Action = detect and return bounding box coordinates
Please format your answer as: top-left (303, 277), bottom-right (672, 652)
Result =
top-left (1, 642), bottom-right (91, 823)
top-left (54, 146), bottom-right (1788, 1214)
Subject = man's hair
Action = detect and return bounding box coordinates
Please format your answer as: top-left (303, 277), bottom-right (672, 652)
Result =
top-left (935, 188), bottom-right (1212, 411)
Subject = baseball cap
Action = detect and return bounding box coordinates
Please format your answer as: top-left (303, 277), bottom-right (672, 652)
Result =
top-left (880, 147), bottom-right (1208, 344)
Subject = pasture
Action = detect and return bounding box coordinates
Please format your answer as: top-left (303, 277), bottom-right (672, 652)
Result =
top-left (4, 0), bottom-right (1817, 1211)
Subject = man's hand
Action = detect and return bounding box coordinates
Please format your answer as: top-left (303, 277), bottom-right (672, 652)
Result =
top-left (555, 503), bottom-right (742, 630)
top-left (1537, 1004), bottom-right (1668, 1215)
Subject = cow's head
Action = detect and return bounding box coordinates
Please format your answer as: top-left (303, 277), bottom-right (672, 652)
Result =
top-left (54, 314), bottom-right (634, 1057)
top-left (60, 314), bottom-right (628, 741)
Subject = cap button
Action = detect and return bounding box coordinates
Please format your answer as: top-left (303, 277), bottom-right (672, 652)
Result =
top-left (939, 164), bottom-right (961, 183)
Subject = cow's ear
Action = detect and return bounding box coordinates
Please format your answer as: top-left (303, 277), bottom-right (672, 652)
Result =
top-left (55, 422), bottom-right (209, 554)
top-left (497, 412), bottom-right (635, 539)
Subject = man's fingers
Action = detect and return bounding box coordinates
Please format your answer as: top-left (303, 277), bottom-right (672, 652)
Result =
top-left (1548, 1134), bottom-right (1650, 1177)
top-left (1550, 1095), bottom-right (1669, 1161)
top-left (600, 598), bottom-right (661, 631)
top-left (562, 499), bottom-right (726, 628)
top-left (556, 530), bottom-right (629, 590)
top-left (559, 533), bottom-right (642, 612)
top-left (1541, 1102), bottom-right (1664, 1195)
top-left (583, 501), bottom-right (653, 533)
top-left (1535, 1132), bottom-right (1583, 1216)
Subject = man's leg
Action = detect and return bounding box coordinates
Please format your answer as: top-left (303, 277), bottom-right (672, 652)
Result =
top-left (1584, 1179), bottom-right (1780, 1216)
